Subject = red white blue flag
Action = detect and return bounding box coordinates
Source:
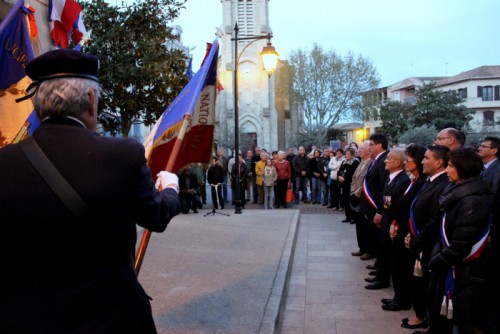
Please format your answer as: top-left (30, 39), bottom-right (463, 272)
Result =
top-left (49, 0), bottom-right (86, 48)
top-left (143, 38), bottom-right (219, 177)
top-left (0, 0), bottom-right (39, 148)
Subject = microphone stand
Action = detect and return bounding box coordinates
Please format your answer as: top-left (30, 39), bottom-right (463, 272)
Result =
top-left (204, 184), bottom-right (229, 217)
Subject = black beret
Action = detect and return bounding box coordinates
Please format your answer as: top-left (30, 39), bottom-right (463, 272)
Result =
top-left (25, 49), bottom-right (99, 82)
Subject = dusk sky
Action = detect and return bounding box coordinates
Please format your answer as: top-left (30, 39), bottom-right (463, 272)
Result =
top-left (172, 0), bottom-right (500, 87)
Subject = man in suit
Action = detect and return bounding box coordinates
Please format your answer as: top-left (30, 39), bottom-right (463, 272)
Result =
top-left (405, 145), bottom-right (450, 334)
top-left (433, 127), bottom-right (464, 150)
top-left (366, 149), bottom-right (411, 294)
top-left (360, 134), bottom-right (390, 261)
top-left (478, 136), bottom-right (500, 334)
top-left (0, 49), bottom-right (181, 333)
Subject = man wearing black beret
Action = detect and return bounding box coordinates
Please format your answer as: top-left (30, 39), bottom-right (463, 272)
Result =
top-left (0, 49), bottom-right (181, 333)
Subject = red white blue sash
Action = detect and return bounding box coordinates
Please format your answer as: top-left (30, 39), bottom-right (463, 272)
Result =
top-left (362, 177), bottom-right (377, 209)
top-left (440, 213), bottom-right (490, 261)
top-left (439, 212), bottom-right (491, 319)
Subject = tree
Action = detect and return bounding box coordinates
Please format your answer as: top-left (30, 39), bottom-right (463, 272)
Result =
top-left (379, 101), bottom-right (416, 143)
top-left (289, 44), bottom-right (379, 144)
top-left (398, 125), bottom-right (437, 146)
top-left (413, 82), bottom-right (474, 131)
top-left (81, 0), bottom-right (189, 137)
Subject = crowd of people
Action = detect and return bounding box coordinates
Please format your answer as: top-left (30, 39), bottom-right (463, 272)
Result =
top-left (351, 130), bottom-right (499, 334)
top-left (197, 129), bottom-right (500, 334)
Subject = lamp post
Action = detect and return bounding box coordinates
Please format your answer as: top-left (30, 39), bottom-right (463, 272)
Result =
top-left (232, 22), bottom-right (279, 214)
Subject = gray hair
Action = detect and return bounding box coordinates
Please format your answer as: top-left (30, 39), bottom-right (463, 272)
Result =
top-left (32, 78), bottom-right (100, 120)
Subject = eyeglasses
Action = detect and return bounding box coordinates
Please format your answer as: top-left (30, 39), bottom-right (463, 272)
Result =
top-left (480, 144), bottom-right (492, 149)
top-left (436, 136), bottom-right (451, 141)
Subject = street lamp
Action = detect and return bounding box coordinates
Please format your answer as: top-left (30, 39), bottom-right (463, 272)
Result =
top-left (232, 22), bottom-right (279, 214)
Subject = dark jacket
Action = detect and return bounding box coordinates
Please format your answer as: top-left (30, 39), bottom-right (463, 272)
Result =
top-left (409, 172), bottom-right (450, 265)
top-left (292, 154), bottom-right (310, 177)
top-left (338, 158), bottom-right (360, 191)
top-left (0, 118), bottom-right (180, 334)
top-left (360, 151), bottom-right (389, 218)
top-left (207, 164), bottom-right (224, 185)
top-left (428, 177), bottom-right (491, 324)
top-left (377, 170), bottom-right (411, 243)
top-left (394, 175), bottom-right (427, 240)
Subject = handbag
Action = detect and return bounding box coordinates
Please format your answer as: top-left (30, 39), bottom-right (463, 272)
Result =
top-left (286, 182), bottom-right (294, 203)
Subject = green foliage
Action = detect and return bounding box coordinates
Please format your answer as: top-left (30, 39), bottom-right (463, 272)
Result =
top-left (289, 44), bottom-right (379, 144)
top-left (81, 0), bottom-right (189, 137)
top-left (398, 125), bottom-right (437, 146)
top-left (379, 101), bottom-right (415, 143)
top-left (413, 82), bottom-right (474, 131)
top-left (379, 82), bottom-right (475, 144)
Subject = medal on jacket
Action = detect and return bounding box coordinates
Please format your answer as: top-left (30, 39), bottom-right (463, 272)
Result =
top-left (383, 196), bottom-right (391, 210)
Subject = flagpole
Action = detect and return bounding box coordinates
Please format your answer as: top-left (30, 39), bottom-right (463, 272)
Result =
top-left (134, 113), bottom-right (191, 276)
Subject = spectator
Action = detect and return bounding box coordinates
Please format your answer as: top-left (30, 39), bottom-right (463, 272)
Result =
top-left (251, 147), bottom-right (262, 204)
top-left (255, 152), bottom-right (268, 205)
top-left (262, 158), bottom-right (277, 210)
top-left (216, 149), bottom-right (229, 203)
top-left (231, 154), bottom-right (247, 208)
top-left (327, 148), bottom-right (345, 209)
top-left (207, 157), bottom-right (224, 210)
top-left (179, 167), bottom-right (201, 214)
top-left (308, 149), bottom-right (325, 204)
top-left (274, 151), bottom-right (292, 208)
top-left (433, 127), bottom-right (464, 150)
top-left (245, 150), bottom-right (253, 202)
top-left (292, 146), bottom-right (310, 204)
top-left (321, 147), bottom-right (332, 206)
top-left (338, 147), bottom-right (360, 223)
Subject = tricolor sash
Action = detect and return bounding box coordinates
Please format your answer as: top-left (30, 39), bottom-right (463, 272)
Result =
top-left (439, 212), bottom-right (491, 319)
top-left (362, 177), bottom-right (377, 209)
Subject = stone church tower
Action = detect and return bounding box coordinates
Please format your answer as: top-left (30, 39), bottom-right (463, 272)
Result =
top-left (215, 0), bottom-right (278, 152)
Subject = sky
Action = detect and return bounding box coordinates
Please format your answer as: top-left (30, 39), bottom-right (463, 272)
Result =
top-left (170, 0), bottom-right (500, 87)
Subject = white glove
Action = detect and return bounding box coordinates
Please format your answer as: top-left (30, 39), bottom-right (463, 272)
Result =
top-left (156, 171), bottom-right (179, 193)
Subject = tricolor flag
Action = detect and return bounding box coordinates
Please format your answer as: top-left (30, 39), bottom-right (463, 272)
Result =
top-left (49, 0), bottom-right (86, 48)
top-left (0, 0), bottom-right (38, 148)
top-left (143, 38), bottom-right (219, 177)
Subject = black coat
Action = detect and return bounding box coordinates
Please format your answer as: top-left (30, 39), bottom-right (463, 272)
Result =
top-left (207, 164), bottom-right (224, 185)
top-left (428, 177), bottom-right (491, 325)
top-left (409, 172), bottom-right (450, 266)
top-left (377, 170), bottom-right (411, 243)
top-left (338, 158), bottom-right (360, 192)
top-left (360, 151), bottom-right (389, 218)
top-left (0, 118), bottom-right (180, 334)
top-left (394, 175), bottom-right (427, 240)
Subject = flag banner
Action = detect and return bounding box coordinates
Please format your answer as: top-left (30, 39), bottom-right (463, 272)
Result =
top-left (144, 38), bottom-right (219, 178)
top-left (0, 0), bottom-right (36, 148)
top-left (49, 0), bottom-right (86, 48)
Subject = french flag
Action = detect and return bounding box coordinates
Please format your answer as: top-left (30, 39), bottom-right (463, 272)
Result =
top-left (49, 0), bottom-right (86, 48)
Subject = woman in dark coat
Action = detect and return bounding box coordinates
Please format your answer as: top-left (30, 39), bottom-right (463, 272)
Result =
top-left (428, 148), bottom-right (491, 334)
top-left (337, 147), bottom-right (359, 223)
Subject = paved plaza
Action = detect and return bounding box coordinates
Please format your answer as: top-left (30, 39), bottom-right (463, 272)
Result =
top-left (137, 199), bottom-right (416, 334)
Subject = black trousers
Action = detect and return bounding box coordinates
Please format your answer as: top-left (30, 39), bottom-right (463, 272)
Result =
top-left (275, 179), bottom-right (288, 207)
top-left (353, 211), bottom-right (375, 254)
top-left (210, 184), bottom-right (224, 209)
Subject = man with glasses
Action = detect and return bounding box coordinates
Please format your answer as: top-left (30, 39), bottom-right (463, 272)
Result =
top-left (478, 136), bottom-right (500, 334)
top-left (433, 128), bottom-right (464, 150)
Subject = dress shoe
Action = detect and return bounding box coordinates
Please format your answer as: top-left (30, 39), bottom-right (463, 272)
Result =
top-left (365, 282), bottom-right (390, 290)
top-left (322, 203), bottom-right (328, 206)
top-left (401, 318), bottom-right (428, 329)
top-left (341, 218), bottom-right (350, 223)
top-left (381, 298), bottom-right (393, 305)
top-left (327, 205), bottom-right (335, 208)
top-left (332, 207), bottom-right (339, 211)
top-left (303, 200), bottom-right (310, 204)
top-left (350, 219), bottom-right (356, 224)
top-left (351, 251), bottom-right (364, 256)
top-left (193, 209), bottom-right (198, 213)
top-left (382, 302), bottom-right (411, 311)
top-left (360, 253), bottom-right (375, 260)
top-left (366, 264), bottom-right (377, 270)
top-left (364, 277), bottom-right (378, 283)
top-left (412, 331), bottom-right (429, 334)
top-left (368, 270), bottom-right (380, 276)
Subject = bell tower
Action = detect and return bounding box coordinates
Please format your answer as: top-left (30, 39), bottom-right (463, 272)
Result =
top-left (216, 0), bottom-right (278, 152)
